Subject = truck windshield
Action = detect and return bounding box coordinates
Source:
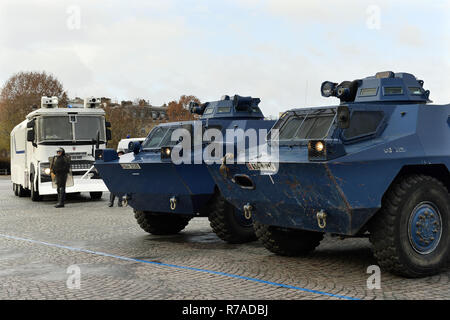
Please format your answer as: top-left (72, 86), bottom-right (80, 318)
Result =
top-left (38, 116), bottom-right (73, 141)
top-left (74, 116), bottom-right (106, 141)
top-left (38, 115), bottom-right (105, 143)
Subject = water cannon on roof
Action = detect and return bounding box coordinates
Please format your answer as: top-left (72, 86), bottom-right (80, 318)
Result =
top-left (41, 96), bottom-right (58, 109)
top-left (84, 97), bottom-right (101, 109)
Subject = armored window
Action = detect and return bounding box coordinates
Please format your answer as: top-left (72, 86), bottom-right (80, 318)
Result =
top-left (142, 127), bottom-right (167, 149)
top-left (277, 113), bottom-right (335, 141)
top-left (383, 87), bottom-right (403, 95)
top-left (294, 115), bottom-right (334, 139)
top-left (359, 88), bottom-right (378, 96)
top-left (409, 87), bottom-right (423, 95)
top-left (343, 111), bottom-right (384, 140)
top-left (278, 117), bottom-right (303, 140)
top-left (204, 107), bottom-right (214, 115)
top-left (217, 107), bottom-right (231, 113)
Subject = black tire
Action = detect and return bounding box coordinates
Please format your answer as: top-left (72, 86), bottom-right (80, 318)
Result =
top-left (90, 192), bottom-right (103, 200)
top-left (254, 221), bottom-right (324, 256)
top-left (369, 174), bottom-right (449, 278)
top-left (30, 176), bottom-right (42, 202)
top-left (18, 185), bottom-right (27, 197)
top-left (208, 192), bottom-right (257, 244)
top-left (13, 183), bottom-right (18, 196)
top-left (134, 210), bottom-right (192, 235)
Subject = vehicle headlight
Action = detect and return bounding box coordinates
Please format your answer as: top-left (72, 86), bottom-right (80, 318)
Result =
top-left (44, 168), bottom-right (51, 175)
top-left (161, 147), bottom-right (172, 159)
top-left (315, 141), bottom-right (324, 153)
top-left (308, 140), bottom-right (346, 161)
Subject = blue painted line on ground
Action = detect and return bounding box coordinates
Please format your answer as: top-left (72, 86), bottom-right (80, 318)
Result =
top-left (0, 233), bottom-right (360, 300)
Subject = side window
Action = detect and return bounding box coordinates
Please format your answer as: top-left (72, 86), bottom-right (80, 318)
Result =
top-left (343, 111), bottom-right (384, 140)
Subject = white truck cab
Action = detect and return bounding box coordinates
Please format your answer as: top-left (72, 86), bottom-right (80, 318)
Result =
top-left (10, 97), bottom-right (111, 201)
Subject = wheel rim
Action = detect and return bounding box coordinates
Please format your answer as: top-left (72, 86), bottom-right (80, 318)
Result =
top-left (408, 201), bottom-right (442, 255)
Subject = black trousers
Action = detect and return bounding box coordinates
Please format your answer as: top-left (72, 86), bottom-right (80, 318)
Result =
top-left (56, 178), bottom-right (67, 205)
top-left (109, 193), bottom-right (123, 206)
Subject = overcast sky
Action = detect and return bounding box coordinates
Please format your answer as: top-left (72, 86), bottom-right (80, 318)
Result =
top-left (0, 0), bottom-right (448, 117)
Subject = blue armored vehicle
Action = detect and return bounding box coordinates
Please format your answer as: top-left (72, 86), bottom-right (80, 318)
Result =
top-left (208, 72), bottom-right (449, 277)
top-left (94, 95), bottom-right (275, 243)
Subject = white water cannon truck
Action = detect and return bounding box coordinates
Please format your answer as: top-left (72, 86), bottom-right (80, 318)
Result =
top-left (10, 96), bottom-right (111, 201)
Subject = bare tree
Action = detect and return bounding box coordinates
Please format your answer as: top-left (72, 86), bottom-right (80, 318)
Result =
top-left (0, 71), bottom-right (67, 164)
top-left (167, 95), bottom-right (200, 122)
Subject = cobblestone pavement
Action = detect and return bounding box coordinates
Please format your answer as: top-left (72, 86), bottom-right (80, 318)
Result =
top-left (0, 177), bottom-right (448, 300)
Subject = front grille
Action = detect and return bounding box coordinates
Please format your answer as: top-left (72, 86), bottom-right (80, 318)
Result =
top-left (71, 161), bottom-right (93, 170)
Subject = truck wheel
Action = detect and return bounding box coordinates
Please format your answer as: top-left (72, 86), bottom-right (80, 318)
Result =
top-left (90, 192), bottom-right (103, 200)
top-left (30, 176), bottom-right (42, 201)
top-left (254, 221), bottom-right (324, 256)
top-left (208, 192), bottom-right (257, 244)
top-left (134, 210), bottom-right (192, 235)
top-left (13, 184), bottom-right (18, 196)
top-left (18, 185), bottom-right (27, 197)
top-left (369, 174), bottom-right (449, 278)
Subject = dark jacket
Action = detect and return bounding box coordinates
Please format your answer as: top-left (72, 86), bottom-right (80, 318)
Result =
top-left (52, 154), bottom-right (71, 186)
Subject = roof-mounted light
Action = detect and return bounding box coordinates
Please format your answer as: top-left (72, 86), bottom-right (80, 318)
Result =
top-left (320, 81), bottom-right (337, 97)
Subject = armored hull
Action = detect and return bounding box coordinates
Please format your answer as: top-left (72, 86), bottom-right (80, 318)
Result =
top-left (208, 72), bottom-right (450, 276)
top-left (95, 95), bottom-right (276, 243)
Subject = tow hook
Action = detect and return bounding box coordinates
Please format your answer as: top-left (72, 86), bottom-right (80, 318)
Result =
top-left (170, 196), bottom-right (177, 211)
top-left (317, 210), bottom-right (327, 229)
top-left (123, 194), bottom-right (131, 207)
top-left (243, 203), bottom-right (253, 220)
top-left (219, 153), bottom-right (234, 179)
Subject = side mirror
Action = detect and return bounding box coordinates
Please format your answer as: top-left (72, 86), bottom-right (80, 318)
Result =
top-left (106, 129), bottom-right (112, 141)
top-left (27, 129), bottom-right (35, 142)
top-left (337, 106), bottom-right (350, 129)
top-left (27, 120), bottom-right (35, 129)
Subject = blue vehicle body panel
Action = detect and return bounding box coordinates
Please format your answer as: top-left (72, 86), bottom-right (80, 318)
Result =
top-left (95, 95), bottom-right (276, 215)
top-left (208, 73), bottom-right (450, 235)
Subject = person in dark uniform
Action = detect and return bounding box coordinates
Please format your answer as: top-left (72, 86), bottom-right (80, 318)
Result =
top-left (51, 148), bottom-right (71, 208)
top-left (109, 150), bottom-right (124, 207)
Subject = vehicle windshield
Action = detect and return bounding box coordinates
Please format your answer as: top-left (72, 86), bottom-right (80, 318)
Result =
top-left (142, 124), bottom-right (192, 149)
top-left (74, 116), bottom-right (106, 141)
top-left (271, 109), bottom-right (336, 142)
top-left (38, 115), bottom-right (105, 143)
top-left (38, 116), bottom-right (73, 141)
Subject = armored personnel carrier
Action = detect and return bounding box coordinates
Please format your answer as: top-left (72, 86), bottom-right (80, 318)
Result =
top-left (95, 95), bottom-right (275, 243)
top-left (208, 72), bottom-right (449, 277)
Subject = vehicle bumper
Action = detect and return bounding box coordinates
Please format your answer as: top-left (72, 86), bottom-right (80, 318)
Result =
top-left (39, 178), bottom-right (108, 195)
